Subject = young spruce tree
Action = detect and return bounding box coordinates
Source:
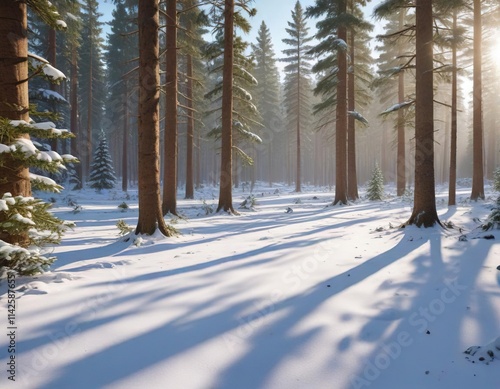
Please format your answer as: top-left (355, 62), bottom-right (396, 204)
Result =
top-left (88, 132), bottom-right (116, 192)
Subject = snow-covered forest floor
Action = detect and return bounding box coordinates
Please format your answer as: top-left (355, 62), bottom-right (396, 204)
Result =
top-left (1, 182), bottom-right (500, 389)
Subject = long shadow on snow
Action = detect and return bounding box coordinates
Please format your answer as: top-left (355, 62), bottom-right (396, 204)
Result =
top-left (29, 217), bottom-right (415, 389)
top-left (347, 230), bottom-right (499, 388)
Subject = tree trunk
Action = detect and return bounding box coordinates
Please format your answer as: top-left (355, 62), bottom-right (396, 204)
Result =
top-left (333, 10), bottom-right (348, 206)
top-left (162, 0), bottom-right (178, 215)
top-left (347, 27), bottom-right (358, 200)
top-left (448, 11), bottom-right (457, 206)
top-left (70, 44), bottom-right (82, 189)
top-left (406, 0), bottom-right (439, 227)
top-left (122, 78), bottom-right (128, 192)
top-left (396, 9), bottom-right (406, 197)
top-left (471, 0), bottom-right (484, 200)
top-left (48, 28), bottom-right (58, 152)
top-left (216, 0), bottom-right (236, 213)
top-left (136, 0), bottom-right (173, 236)
top-left (0, 1), bottom-right (31, 246)
top-left (296, 72), bottom-right (301, 192)
top-left (86, 38), bottom-right (93, 183)
top-left (185, 53), bottom-right (194, 199)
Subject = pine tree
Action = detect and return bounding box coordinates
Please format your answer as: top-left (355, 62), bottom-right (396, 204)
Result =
top-left (136, 0), bottom-right (175, 236)
top-left (282, 1), bottom-right (313, 193)
top-left (470, 0), bottom-right (485, 201)
top-left (205, 0), bottom-right (257, 213)
top-left (105, 1), bottom-right (137, 194)
top-left (178, 0), bottom-right (206, 199)
top-left (251, 22), bottom-right (282, 187)
top-left (374, 9), bottom-right (413, 197)
top-left (367, 163), bottom-right (384, 201)
top-left (79, 0), bottom-right (106, 183)
top-left (0, 0), bottom-right (78, 275)
top-left (307, 0), bottom-right (372, 204)
top-left (162, 0), bottom-right (179, 216)
top-left (88, 132), bottom-right (116, 191)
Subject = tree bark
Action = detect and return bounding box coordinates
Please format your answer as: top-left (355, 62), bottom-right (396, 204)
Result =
top-left (216, 0), bottom-right (236, 213)
top-left (136, 0), bottom-right (173, 236)
top-left (406, 0), bottom-right (439, 227)
top-left (0, 1), bottom-right (31, 246)
top-left (471, 0), bottom-right (484, 200)
top-left (347, 27), bottom-right (358, 200)
top-left (122, 78), bottom-right (128, 192)
top-left (448, 10), bottom-right (458, 206)
top-left (333, 7), bottom-right (348, 206)
top-left (162, 0), bottom-right (178, 215)
top-left (185, 53), bottom-right (194, 199)
top-left (70, 44), bottom-right (82, 189)
top-left (396, 9), bottom-right (406, 197)
top-left (86, 37), bottom-right (93, 183)
top-left (48, 28), bottom-right (58, 152)
top-left (296, 72), bottom-right (301, 193)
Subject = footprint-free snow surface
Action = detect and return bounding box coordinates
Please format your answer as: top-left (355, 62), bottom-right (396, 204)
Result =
top-left (1, 183), bottom-right (500, 389)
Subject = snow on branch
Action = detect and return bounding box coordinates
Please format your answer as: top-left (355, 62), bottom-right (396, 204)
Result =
top-left (348, 110), bottom-right (369, 125)
top-left (380, 100), bottom-right (415, 115)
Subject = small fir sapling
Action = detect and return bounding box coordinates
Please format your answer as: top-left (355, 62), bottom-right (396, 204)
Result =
top-left (88, 131), bottom-right (116, 192)
top-left (367, 163), bottom-right (384, 201)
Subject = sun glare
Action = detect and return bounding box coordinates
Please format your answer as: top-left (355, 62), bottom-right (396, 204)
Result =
top-left (487, 38), bottom-right (500, 68)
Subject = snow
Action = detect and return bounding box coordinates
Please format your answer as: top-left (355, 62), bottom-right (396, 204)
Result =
top-left (13, 138), bottom-right (38, 157)
top-left (56, 20), bottom-right (67, 29)
top-left (31, 88), bottom-right (68, 103)
top-left (28, 52), bottom-right (49, 65)
top-left (42, 64), bottom-right (66, 81)
top-left (1, 183), bottom-right (500, 388)
top-left (381, 100), bottom-right (415, 115)
top-left (10, 213), bottom-right (36, 226)
top-left (30, 173), bottom-right (59, 189)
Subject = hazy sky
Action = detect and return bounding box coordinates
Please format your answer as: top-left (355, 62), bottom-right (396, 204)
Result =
top-left (97, 0), bottom-right (381, 63)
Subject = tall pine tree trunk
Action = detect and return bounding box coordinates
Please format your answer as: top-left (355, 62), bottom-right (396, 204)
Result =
top-left (162, 0), bottom-right (178, 215)
top-left (0, 1), bottom-right (31, 246)
top-left (216, 0), bottom-right (236, 213)
top-left (136, 0), bottom-right (173, 236)
top-left (396, 9), bottom-right (406, 197)
top-left (448, 9), bottom-right (458, 206)
top-left (406, 0), bottom-right (439, 227)
top-left (471, 0), bottom-right (484, 200)
top-left (70, 45), bottom-right (82, 189)
top-left (185, 53), bottom-right (194, 199)
top-left (48, 28), bottom-right (58, 152)
top-left (333, 8), bottom-right (348, 206)
top-left (347, 28), bottom-right (358, 200)
top-left (86, 42), bottom-right (93, 182)
top-left (122, 78), bottom-right (128, 192)
top-left (296, 72), bottom-right (301, 192)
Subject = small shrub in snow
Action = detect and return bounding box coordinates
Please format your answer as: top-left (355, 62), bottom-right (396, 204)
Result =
top-left (116, 219), bottom-right (134, 236)
top-left (367, 163), bottom-right (384, 201)
top-left (239, 195), bottom-right (257, 210)
top-left (118, 202), bottom-right (129, 212)
top-left (200, 200), bottom-right (214, 215)
top-left (482, 196), bottom-right (500, 231)
top-left (88, 132), bottom-right (116, 192)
